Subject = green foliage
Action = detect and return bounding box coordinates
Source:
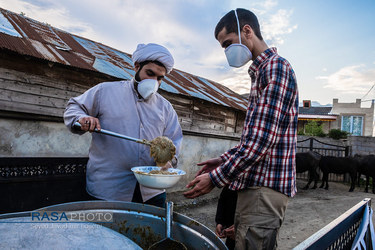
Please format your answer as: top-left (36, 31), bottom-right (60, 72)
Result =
top-left (328, 129), bottom-right (348, 140)
top-left (304, 120), bottom-right (326, 137)
top-left (297, 130), bottom-right (305, 135)
top-left (315, 130), bottom-right (326, 137)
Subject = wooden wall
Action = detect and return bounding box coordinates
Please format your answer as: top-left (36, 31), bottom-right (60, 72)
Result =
top-left (0, 52), bottom-right (114, 120)
top-left (162, 91), bottom-right (245, 135)
top-left (0, 52), bottom-right (245, 136)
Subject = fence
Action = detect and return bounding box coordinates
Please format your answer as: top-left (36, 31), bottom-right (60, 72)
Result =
top-left (0, 157), bottom-right (89, 213)
top-left (294, 198), bottom-right (374, 249)
top-left (297, 137), bottom-right (349, 157)
top-left (297, 137), bottom-right (351, 183)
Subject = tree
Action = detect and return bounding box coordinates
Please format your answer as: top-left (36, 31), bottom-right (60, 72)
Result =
top-left (303, 120), bottom-right (325, 137)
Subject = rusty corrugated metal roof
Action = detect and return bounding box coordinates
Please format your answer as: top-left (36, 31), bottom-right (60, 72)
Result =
top-left (0, 7), bottom-right (247, 110)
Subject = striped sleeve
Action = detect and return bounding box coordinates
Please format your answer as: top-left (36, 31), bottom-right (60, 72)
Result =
top-left (220, 145), bottom-right (239, 162)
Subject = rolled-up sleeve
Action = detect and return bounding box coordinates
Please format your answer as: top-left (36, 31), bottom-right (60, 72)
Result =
top-left (64, 84), bottom-right (102, 134)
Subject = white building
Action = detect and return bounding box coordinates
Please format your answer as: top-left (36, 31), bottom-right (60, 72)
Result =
top-left (330, 99), bottom-right (375, 137)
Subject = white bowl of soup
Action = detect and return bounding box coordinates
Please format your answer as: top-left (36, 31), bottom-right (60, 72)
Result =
top-left (131, 166), bottom-right (186, 189)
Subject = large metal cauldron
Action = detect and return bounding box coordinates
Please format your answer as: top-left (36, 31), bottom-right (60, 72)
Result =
top-left (0, 201), bottom-right (227, 250)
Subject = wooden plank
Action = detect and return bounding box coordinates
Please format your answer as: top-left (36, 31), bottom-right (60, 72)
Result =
top-left (0, 68), bottom-right (87, 117)
top-left (0, 78), bottom-right (81, 101)
top-left (0, 68), bottom-right (88, 93)
top-left (171, 105), bottom-right (192, 115)
top-left (0, 89), bottom-right (68, 109)
top-left (179, 119), bottom-right (192, 128)
top-left (176, 113), bottom-right (192, 122)
top-left (166, 96), bottom-right (193, 105)
top-left (170, 101), bottom-right (192, 109)
top-left (191, 119), bottom-right (226, 130)
top-left (0, 100), bottom-right (63, 117)
top-left (193, 112), bottom-right (226, 123)
top-left (160, 91), bottom-right (193, 104)
top-left (236, 112), bottom-right (246, 133)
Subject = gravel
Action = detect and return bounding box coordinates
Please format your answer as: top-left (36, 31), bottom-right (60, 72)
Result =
top-left (172, 179), bottom-right (375, 249)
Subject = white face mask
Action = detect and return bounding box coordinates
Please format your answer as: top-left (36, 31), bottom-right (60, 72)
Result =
top-left (137, 79), bottom-right (159, 100)
top-left (224, 9), bottom-right (252, 68)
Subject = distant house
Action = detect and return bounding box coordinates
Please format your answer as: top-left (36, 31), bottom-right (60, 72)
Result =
top-left (298, 100), bottom-right (337, 134)
top-left (298, 99), bottom-right (375, 137)
top-left (330, 99), bottom-right (374, 137)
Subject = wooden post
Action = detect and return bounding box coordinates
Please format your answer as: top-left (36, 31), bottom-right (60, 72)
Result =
top-left (345, 146), bottom-right (350, 157)
top-left (309, 138), bottom-right (314, 151)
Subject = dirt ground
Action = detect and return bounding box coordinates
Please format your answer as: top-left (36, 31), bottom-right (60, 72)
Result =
top-left (173, 179), bottom-right (375, 250)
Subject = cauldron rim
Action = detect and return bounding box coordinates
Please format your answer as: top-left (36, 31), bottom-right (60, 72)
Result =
top-left (0, 201), bottom-right (227, 250)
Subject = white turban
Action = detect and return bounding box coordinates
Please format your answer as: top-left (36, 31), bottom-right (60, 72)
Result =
top-left (132, 43), bottom-right (174, 73)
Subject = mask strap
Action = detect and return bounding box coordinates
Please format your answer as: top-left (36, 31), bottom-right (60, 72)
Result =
top-left (234, 9), bottom-right (242, 44)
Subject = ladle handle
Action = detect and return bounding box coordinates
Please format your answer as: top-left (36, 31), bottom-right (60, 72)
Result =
top-left (166, 201), bottom-right (173, 239)
top-left (73, 122), bottom-right (151, 146)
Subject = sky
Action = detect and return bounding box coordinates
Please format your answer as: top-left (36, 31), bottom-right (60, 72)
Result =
top-left (1, 0), bottom-right (375, 106)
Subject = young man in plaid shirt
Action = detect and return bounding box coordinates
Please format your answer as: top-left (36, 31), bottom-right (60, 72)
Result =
top-left (184, 8), bottom-right (298, 249)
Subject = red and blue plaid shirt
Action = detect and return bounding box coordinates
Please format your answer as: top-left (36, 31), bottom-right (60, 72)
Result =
top-left (209, 47), bottom-right (298, 197)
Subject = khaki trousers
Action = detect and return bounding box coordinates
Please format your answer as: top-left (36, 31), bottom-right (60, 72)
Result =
top-left (234, 187), bottom-right (289, 250)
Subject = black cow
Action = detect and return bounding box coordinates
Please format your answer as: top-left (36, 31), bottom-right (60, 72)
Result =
top-left (319, 156), bottom-right (358, 192)
top-left (355, 154), bottom-right (375, 193)
top-left (296, 151), bottom-right (321, 189)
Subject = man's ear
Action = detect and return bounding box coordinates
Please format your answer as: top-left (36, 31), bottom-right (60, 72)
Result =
top-left (134, 62), bottom-right (140, 72)
top-left (242, 24), bottom-right (253, 39)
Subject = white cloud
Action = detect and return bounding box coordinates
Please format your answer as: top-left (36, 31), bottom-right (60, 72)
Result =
top-left (250, 0), bottom-right (278, 15)
top-left (316, 65), bottom-right (375, 95)
top-left (261, 0), bottom-right (278, 10)
top-left (0, 0), bottom-right (205, 59)
top-left (0, 0), bottom-right (94, 35)
top-left (220, 66), bottom-right (252, 94)
top-left (261, 9), bottom-right (298, 46)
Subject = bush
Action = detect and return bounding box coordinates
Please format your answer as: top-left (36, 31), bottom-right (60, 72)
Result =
top-left (304, 120), bottom-right (326, 137)
top-left (328, 129), bottom-right (348, 140)
top-left (315, 130), bottom-right (326, 137)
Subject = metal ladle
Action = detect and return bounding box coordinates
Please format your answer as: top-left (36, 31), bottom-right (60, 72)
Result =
top-left (73, 122), bottom-right (175, 166)
top-left (148, 202), bottom-right (187, 250)
top-left (73, 122), bottom-right (151, 146)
